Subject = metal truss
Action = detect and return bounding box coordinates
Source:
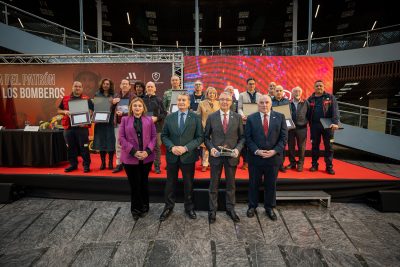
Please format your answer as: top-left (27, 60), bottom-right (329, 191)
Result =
top-left (0, 52), bottom-right (184, 80)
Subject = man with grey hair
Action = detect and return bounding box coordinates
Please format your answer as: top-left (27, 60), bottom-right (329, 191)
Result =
top-left (286, 86), bottom-right (309, 172)
top-left (224, 85), bottom-right (238, 113)
top-left (205, 91), bottom-right (245, 223)
top-left (268, 82), bottom-right (276, 99)
top-left (245, 94), bottom-right (287, 221)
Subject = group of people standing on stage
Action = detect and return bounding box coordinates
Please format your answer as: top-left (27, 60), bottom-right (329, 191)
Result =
top-left (58, 75), bottom-right (340, 222)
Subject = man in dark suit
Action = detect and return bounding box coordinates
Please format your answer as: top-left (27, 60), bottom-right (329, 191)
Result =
top-left (160, 92), bottom-right (203, 221)
top-left (204, 92), bottom-right (245, 223)
top-left (245, 95), bottom-right (287, 221)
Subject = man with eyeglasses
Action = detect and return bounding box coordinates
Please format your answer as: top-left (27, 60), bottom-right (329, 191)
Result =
top-left (190, 80), bottom-right (205, 111)
top-left (238, 77), bottom-right (262, 170)
top-left (163, 75), bottom-right (182, 112)
top-left (205, 92), bottom-right (245, 223)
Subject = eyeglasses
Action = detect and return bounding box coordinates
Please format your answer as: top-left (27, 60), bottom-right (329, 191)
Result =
top-left (219, 98), bottom-right (232, 102)
top-left (194, 84), bottom-right (202, 86)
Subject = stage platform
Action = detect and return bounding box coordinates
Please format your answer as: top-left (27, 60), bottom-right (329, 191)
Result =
top-left (1, 154), bottom-right (399, 202)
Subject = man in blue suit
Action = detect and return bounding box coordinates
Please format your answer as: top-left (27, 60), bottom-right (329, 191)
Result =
top-left (245, 95), bottom-right (287, 221)
top-left (160, 92), bottom-right (203, 221)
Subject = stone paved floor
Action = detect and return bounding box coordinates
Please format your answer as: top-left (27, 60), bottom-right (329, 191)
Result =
top-left (1, 198), bottom-right (399, 266)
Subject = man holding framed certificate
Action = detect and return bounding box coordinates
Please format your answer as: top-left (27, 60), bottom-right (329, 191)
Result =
top-left (58, 81), bottom-right (94, 173)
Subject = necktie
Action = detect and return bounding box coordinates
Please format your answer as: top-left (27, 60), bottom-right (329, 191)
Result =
top-left (263, 114), bottom-right (269, 136)
top-left (222, 113), bottom-right (228, 133)
top-left (179, 113), bottom-right (185, 134)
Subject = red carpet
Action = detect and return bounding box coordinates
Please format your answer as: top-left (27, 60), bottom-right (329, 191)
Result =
top-left (0, 154), bottom-right (397, 181)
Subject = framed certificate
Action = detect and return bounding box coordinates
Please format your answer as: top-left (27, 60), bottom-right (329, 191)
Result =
top-left (169, 104), bottom-right (179, 113)
top-left (92, 111), bottom-right (110, 123)
top-left (69, 99), bottom-right (91, 126)
top-left (273, 104), bottom-right (295, 130)
top-left (93, 97), bottom-right (111, 123)
top-left (242, 103), bottom-right (258, 116)
top-left (71, 112), bottom-right (91, 126)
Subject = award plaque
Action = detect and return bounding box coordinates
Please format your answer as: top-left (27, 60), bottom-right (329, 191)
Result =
top-left (69, 99), bottom-right (91, 126)
top-left (93, 96), bottom-right (111, 123)
top-left (242, 103), bottom-right (258, 116)
top-left (217, 146), bottom-right (236, 157)
top-left (320, 118), bottom-right (344, 130)
top-left (116, 98), bottom-right (130, 114)
top-left (169, 104), bottom-right (179, 113)
top-left (273, 104), bottom-right (296, 130)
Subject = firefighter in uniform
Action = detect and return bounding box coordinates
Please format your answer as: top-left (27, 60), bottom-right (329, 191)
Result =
top-left (307, 80), bottom-right (340, 175)
top-left (58, 81), bottom-right (94, 173)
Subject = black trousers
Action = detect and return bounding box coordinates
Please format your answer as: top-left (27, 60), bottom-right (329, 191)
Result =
top-left (288, 127), bottom-right (307, 166)
top-left (63, 127), bottom-right (91, 168)
top-left (248, 164), bottom-right (279, 209)
top-left (310, 123), bottom-right (334, 169)
top-left (165, 159), bottom-right (195, 211)
top-left (124, 162), bottom-right (153, 213)
top-left (209, 158), bottom-right (237, 212)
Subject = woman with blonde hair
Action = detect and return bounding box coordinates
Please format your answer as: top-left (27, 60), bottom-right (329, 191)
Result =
top-left (119, 97), bottom-right (157, 219)
top-left (197, 87), bottom-right (220, 171)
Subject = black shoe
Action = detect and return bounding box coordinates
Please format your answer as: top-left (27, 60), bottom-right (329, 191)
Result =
top-left (208, 211), bottom-right (216, 223)
top-left (108, 159), bottom-right (114, 170)
top-left (297, 165), bottom-right (304, 172)
top-left (64, 165), bottom-right (77, 172)
top-left (83, 166), bottom-right (90, 173)
top-left (309, 165), bottom-right (318, 172)
top-left (112, 164), bottom-right (123, 173)
top-left (285, 163), bottom-right (297, 170)
top-left (186, 209), bottom-right (197, 219)
top-left (265, 208), bottom-right (277, 221)
top-left (159, 208), bottom-right (172, 221)
top-left (326, 168), bottom-right (335, 175)
top-left (226, 210), bottom-right (240, 222)
top-left (247, 208), bottom-right (256, 218)
top-left (100, 162), bottom-right (106, 170)
top-left (131, 211), bottom-right (140, 220)
top-left (279, 166), bottom-right (287, 173)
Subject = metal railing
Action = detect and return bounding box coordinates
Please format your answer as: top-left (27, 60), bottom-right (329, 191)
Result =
top-left (0, 1), bottom-right (134, 53)
top-left (338, 101), bottom-right (400, 136)
top-left (1, 1), bottom-right (399, 55)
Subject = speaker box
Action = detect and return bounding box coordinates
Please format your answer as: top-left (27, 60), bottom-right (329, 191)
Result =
top-left (371, 190), bottom-right (400, 212)
top-left (193, 188), bottom-right (226, 211)
top-left (0, 183), bottom-right (24, 204)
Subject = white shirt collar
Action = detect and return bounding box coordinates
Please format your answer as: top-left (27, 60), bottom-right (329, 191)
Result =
top-left (220, 110), bottom-right (230, 116)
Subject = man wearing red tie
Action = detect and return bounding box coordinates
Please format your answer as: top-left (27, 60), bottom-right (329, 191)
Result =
top-left (204, 92), bottom-right (245, 223)
top-left (245, 95), bottom-right (287, 221)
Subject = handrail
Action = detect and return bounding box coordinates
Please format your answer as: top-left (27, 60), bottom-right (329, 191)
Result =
top-left (340, 110), bottom-right (400, 122)
top-left (338, 101), bottom-right (400, 116)
top-left (1, 0), bottom-right (399, 51)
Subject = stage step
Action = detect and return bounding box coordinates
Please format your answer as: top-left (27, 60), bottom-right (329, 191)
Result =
top-left (277, 190), bottom-right (331, 208)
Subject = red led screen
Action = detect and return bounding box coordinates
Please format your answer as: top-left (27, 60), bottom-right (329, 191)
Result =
top-left (184, 56), bottom-right (333, 98)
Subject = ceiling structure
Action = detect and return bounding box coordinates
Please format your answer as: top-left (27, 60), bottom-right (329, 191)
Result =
top-left (2, 0), bottom-right (399, 111)
top-left (4, 0), bottom-right (397, 46)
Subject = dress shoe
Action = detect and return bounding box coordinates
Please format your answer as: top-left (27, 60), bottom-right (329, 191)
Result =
top-left (112, 164), bottom-right (123, 173)
top-left (208, 211), bottom-right (216, 223)
top-left (226, 210), bottom-right (240, 222)
top-left (297, 165), bottom-right (304, 172)
top-left (201, 166), bottom-right (207, 172)
top-left (309, 165), bottom-right (318, 172)
top-left (285, 163), bottom-right (297, 170)
top-left (279, 166), bottom-right (287, 173)
top-left (246, 208), bottom-right (257, 218)
top-left (326, 168), bottom-right (335, 175)
top-left (265, 208), bottom-right (277, 221)
top-left (99, 162), bottom-right (106, 170)
top-left (64, 165), bottom-right (77, 173)
top-left (159, 208), bottom-right (173, 221)
top-left (131, 210), bottom-right (140, 220)
top-left (241, 162), bottom-right (248, 170)
top-left (154, 167), bottom-right (161, 174)
top-left (186, 209), bottom-right (197, 219)
top-left (83, 166), bottom-right (90, 173)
